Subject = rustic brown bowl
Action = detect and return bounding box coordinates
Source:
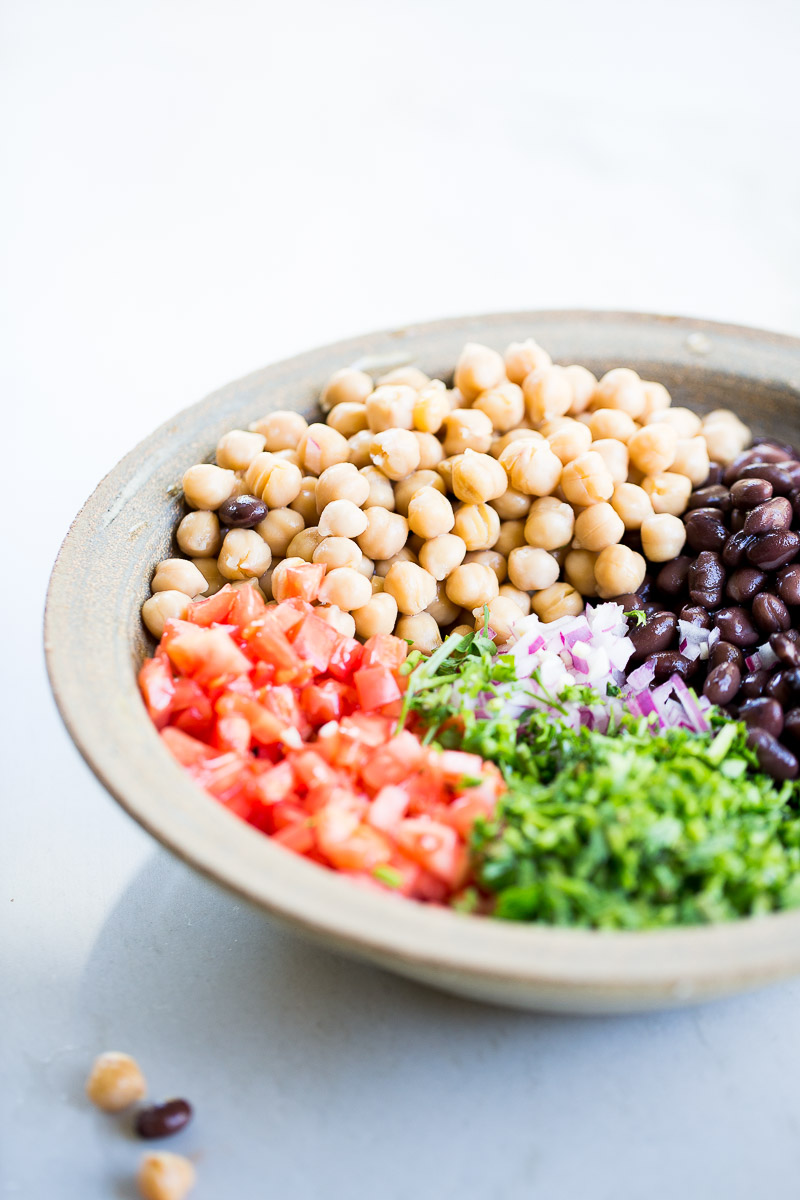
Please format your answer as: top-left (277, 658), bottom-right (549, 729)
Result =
top-left (45, 311), bottom-right (800, 1013)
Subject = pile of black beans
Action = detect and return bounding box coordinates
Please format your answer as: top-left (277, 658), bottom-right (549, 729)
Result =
top-left (614, 439), bottom-right (800, 781)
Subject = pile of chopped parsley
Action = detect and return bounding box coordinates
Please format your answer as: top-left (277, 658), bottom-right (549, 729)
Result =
top-left (399, 628), bottom-right (800, 929)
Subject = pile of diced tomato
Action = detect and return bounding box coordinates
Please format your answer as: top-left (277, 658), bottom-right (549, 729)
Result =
top-left (138, 562), bottom-right (504, 902)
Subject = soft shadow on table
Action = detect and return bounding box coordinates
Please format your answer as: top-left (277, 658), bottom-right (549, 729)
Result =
top-left (78, 851), bottom-right (800, 1200)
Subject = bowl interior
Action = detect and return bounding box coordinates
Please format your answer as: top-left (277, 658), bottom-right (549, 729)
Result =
top-left (45, 311), bottom-right (800, 1013)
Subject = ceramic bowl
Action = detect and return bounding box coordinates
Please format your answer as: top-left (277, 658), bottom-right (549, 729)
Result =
top-left (45, 310), bottom-right (800, 1013)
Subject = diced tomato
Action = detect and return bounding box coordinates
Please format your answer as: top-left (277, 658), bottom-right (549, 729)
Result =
top-left (290, 750), bottom-right (341, 791)
top-left (272, 822), bottom-right (315, 854)
top-left (187, 587), bottom-right (237, 627)
top-left (272, 800), bottom-right (308, 829)
top-left (341, 713), bottom-right (392, 746)
top-left (169, 678), bottom-right (215, 739)
top-left (214, 714), bottom-right (252, 755)
top-left (215, 691), bottom-right (289, 746)
top-left (161, 726), bottom-right (217, 766)
top-left (281, 562), bottom-right (326, 603)
top-left (300, 680), bottom-right (349, 724)
top-left (435, 749), bottom-right (488, 785)
top-left (192, 751), bottom-right (250, 799)
top-left (262, 684), bottom-right (302, 730)
top-left (327, 637), bottom-right (363, 682)
top-left (395, 818), bottom-right (467, 887)
top-left (228, 583), bottom-right (267, 629)
top-left (360, 730), bottom-right (426, 790)
top-left (252, 760), bottom-right (296, 806)
top-left (246, 615), bottom-right (308, 684)
top-left (292, 613), bottom-right (341, 673)
top-left (138, 655), bottom-right (175, 728)
top-left (166, 625), bottom-right (251, 686)
top-left (264, 601), bottom-right (308, 637)
top-left (354, 665), bottom-right (401, 711)
top-left (360, 634), bottom-right (408, 672)
top-left (367, 785), bottom-right (410, 833)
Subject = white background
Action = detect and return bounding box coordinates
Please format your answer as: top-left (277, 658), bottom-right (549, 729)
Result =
top-left (4, 1), bottom-right (800, 1196)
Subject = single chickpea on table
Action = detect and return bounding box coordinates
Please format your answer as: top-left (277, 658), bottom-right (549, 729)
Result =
top-left (142, 337), bottom-right (753, 647)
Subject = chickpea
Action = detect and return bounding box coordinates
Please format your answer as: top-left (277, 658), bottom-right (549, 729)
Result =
top-left (436, 455), bottom-right (461, 492)
top-left (141, 590), bottom-right (192, 638)
top-left (641, 471), bottom-right (693, 516)
top-left (316, 605), bottom-right (357, 638)
top-left (412, 379), bottom-right (450, 433)
top-left (425, 579), bottom-right (461, 626)
top-left (182, 463), bottom-right (236, 511)
top-left (365, 384), bottom-right (416, 432)
top-left (587, 408), bottom-right (638, 443)
top-left (418, 533), bottom-right (467, 580)
top-left (442, 408), bottom-right (494, 456)
top-left (396, 612), bottom-right (443, 653)
top-left (86, 1052), bottom-right (147, 1112)
top-left (176, 511), bottom-right (221, 558)
top-left (357, 507), bottom-right (408, 560)
top-left (573, 502), bottom-right (625, 552)
top-left (450, 623), bottom-right (476, 638)
top-left (559, 451), bottom-right (614, 507)
top-left (217, 529), bottom-right (272, 580)
top-left (445, 562), bottom-right (500, 609)
top-left (275, 449), bottom-right (303, 468)
top-left (473, 380), bottom-right (525, 432)
top-left (313, 536), bottom-right (363, 571)
top-left (270, 557), bottom-right (305, 602)
top-left (564, 548), bottom-right (598, 596)
top-left (507, 545), bottom-right (559, 591)
top-left (137, 1151), bottom-right (196, 1200)
top-left (594, 544), bottom-right (646, 600)
top-left (375, 546), bottom-right (418, 577)
top-left (545, 418), bottom-right (593, 464)
top-left (407, 486), bottom-right (455, 538)
top-left (326, 402), bottom-right (368, 438)
top-left (297, 423), bottom-right (350, 474)
top-left (384, 561), bottom-right (438, 615)
top-left (414, 431), bottom-right (445, 470)
top-left (611, 482), bottom-right (654, 530)
top-left (498, 583), bottom-right (532, 615)
top-left (347, 429), bottom-right (374, 468)
top-left (524, 496), bottom-right (574, 551)
top-left (151, 558), bottom-right (208, 597)
top-left (531, 582), bottom-right (584, 622)
top-left (504, 338), bottom-right (552, 384)
top-left (286, 526), bottom-right (324, 561)
top-left (318, 566), bottom-right (372, 611)
top-left (454, 341), bottom-right (505, 401)
top-left (627, 422), bottom-right (678, 474)
top-left (289, 476), bottom-right (318, 523)
top-left (671, 435), bottom-right (710, 486)
top-left (394, 469), bottom-right (445, 515)
top-left (474, 595), bottom-right (525, 643)
top-left (352, 592), bottom-right (399, 639)
top-left (370, 429), bottom-right (421, 481)
top-left (641, 380), bottom-right (671, 420)
top-left (463, 549), bottom-right (507, 584)
top-left (564, 364), bottom-right (597, 415)
top-left (523, 365), bottom-right (574, 424)
top-left (490, 428), bottom-right (543, 458)
top-left (640, 513), bottom-right (687, 562)
top-left (360, 465), bottom-right (396, 510)
top-left (215, 429), bottom-right (266, 471)
top-left (318, 498), bottom-right (369, 539)
top-left (254, 508), bottom-right (304, 556)
top-left (259, 559), bottom-right (279, 600)
top-left (314, 462), bottom-right (369, 512)
top-left (491, 487), bottom-right (531, 520)
top-left (453, 502), bottom-right (501, 551)
top-left (451, 450), bottom-right (508, 504)
top-left (646, 406), bottom-right (702, 438)
top-left (591, 367), bottom-right (646, 418)
top-left (191, 557), bottom-right (226, 595)
top-left (591, 438), bottom-right (629, 485)
top-left (702, 414), bottom-right (751, 465)
top-left (245, 453), bottom-right (303, 507)
top-left (371, 576), bottom-right (384, 593)
top-left (493, 519), bottom-right (527, 558)
top-left (249, 409), bottom-right (308, 450)
top-left (377, 365), bottom-right (430, 389)
top-left (321, 367), bottom-right (373, 412)
top-left (498, 440), bottom-right (562, 497)
top-left (357, 554), bottom-right (374, 578)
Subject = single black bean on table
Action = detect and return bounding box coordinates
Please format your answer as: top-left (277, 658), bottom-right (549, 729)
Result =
top-left (135, 1098), bottom-right (193, 1139)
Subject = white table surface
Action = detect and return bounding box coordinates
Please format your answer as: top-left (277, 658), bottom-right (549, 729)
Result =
top-left (4, 0), bottom-right (800, 1195)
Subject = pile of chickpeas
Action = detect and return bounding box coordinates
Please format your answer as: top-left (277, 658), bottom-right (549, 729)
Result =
top-left (142, 338), bottom-right (753, 653)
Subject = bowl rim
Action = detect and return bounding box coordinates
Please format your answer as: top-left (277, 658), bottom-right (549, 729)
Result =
top-left (44, 308), bottom-right (800, 1006)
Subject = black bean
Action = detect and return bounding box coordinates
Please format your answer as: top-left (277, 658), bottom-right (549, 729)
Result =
top-left (656, 556), bottom-right (693, 596)
top-left (746, 530), bottom-right (800, 571)
top-left (776, 565), bottom-right (800, 606)
top-left (737, 462), bottom-right (797, 495)
top-left (729, 478), bottom-right (773, 508)
top-left (790, 489), bottom-right (800, 525)
top-left (765, 671), bottom-right (793, 706)
top-left (743, 496), bottom-right (793, 535)
top-left (722, 531), bottom-right (757, 569)
top-left (738, 698), bottom-right (784, 738)
top-left (688, 552), bottom-right (726, 608)
top-left (613, 593), bottom-right (642, 613)
top-left (642, 601), bottom-right (664, 619)
top-left (746, 728), bottom-right (799, 781)
top-left (687, 486), bottom-right (731, 512)
top-left (217, 495), bottom-right (268, 528)
top-left (638, 575), bottom-right (656, 602)
top-left (679, 605), bottom-right (711, 628)
top-left (705, 462), bottom-right (724, 485)
top-left (703, 662), bottom-right (742, 706)
top-left (135, 1099), bottom-right (193, 1140)
top-left (751, 437), bottom-right (799, 459)
top-left (629, 611), bottom-right (677, 660)
top-left (712, 605), bottom-right (760, 647)
top-left (771, 632), bottom-right (800, 667)
top-left (783, 709), bottom-right (800, 742)
top-left (724, 446), bottom-right (792, 485)
top-left (752, 592), bottom-right (791, 634)
top-left (725, 567), bottom-right (767, 604)
top-left (685, 511), bottom-right (728, 552)
top-left (645, 651), bottom-right (698, 682)
top-left (709, 640), bottom-right (744, 671)
top-left (729, 508), bottom-right (746, 532)
top-left (740, 669), bottom-right (770, 698)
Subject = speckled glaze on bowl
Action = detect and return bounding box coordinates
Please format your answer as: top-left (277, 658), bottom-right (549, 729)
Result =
top-left (45, 311), bottom-right (800, 1013)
